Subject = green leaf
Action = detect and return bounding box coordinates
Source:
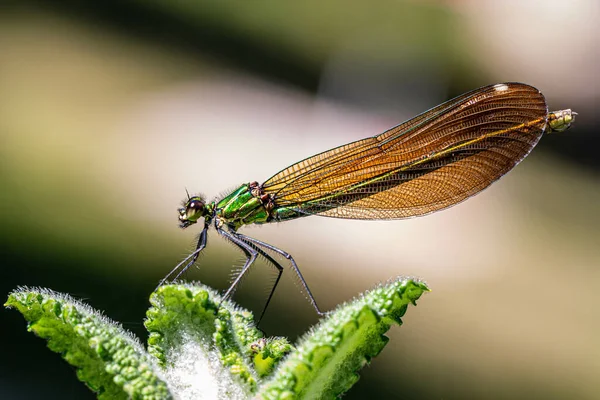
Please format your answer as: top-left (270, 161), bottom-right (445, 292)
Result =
top-left (250, 337), bottom-right (294, 377)
top-left (5, 278), bottom-right (429, 400)
top-left (257, 277), bottom-right (429, 399)
top-left (144, 283), bottom-right (290, 398)
top-left (5, 287), bottom-right (171, 400)
top-left (145, 284), bottom-right (220, 366)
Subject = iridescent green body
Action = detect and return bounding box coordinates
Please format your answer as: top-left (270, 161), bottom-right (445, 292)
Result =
top-left (215, 184), bottom-right (269, 229)
top-left (167, 83), bottom-right (576, 325)
top-left (212, 183), bottom-right (304, 230)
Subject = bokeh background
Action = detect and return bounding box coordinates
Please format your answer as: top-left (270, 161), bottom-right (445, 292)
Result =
top-left (1, 1), bottom-right (599, 399)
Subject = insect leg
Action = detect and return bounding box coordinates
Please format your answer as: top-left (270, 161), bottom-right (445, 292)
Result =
top-left (235, 233), bottom-right (325, 316)
top-left (155, 221), bottom-right (209, 290)
top-left (233, 233), bottom-right (283, 326)
top-left (218, 228), bottom-right (258, 302)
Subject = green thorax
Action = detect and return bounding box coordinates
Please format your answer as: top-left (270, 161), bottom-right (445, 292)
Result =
top-left (215, 184), bottom-right (270, 229)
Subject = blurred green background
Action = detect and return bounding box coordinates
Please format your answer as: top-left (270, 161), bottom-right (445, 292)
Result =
top-left (1, 1), bottom-right (598, 399)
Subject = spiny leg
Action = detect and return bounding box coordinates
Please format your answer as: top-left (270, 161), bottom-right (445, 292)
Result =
top-left (171, 225), bottom-right (209, 282)
top-left (235, 232), bottom-right (325, 316)
top-left (233, 233), bottom-right (283, 326)
top-left (156, 222), bottom-right (209, 290)
top-left (218, 228), bottom-right (258, 302)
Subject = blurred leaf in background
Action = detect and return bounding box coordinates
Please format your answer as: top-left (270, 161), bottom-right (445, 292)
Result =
top-left (1, 0), bottom-right (598, 399)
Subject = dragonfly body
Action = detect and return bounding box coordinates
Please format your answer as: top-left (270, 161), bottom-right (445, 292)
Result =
top-left (215, 184), bottom-right (270, 228)
top-left (164, 83), bottom-right (575, 323)
top-left (183, 182), bottom-right (303, 231)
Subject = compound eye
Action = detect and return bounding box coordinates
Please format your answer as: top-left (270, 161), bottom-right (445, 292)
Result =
top-left (186, 197), bottom-right (205, 218)
top-left (178, 195), bottom-right (206, 228)
top-left (188, 200), bottom-right (203, 211)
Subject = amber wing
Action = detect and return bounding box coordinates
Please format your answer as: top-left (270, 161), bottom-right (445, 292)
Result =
top-left (262, 83), bottom-right (549, 220)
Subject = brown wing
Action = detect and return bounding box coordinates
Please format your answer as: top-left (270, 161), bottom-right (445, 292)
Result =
top-left (263, 83), bottom-right (549, 220)
top-left (262, 85), bottom-right (484, 197)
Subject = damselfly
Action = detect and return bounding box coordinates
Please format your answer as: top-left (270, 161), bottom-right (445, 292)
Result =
top-left (160, 82), bottom-right (575, 323)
